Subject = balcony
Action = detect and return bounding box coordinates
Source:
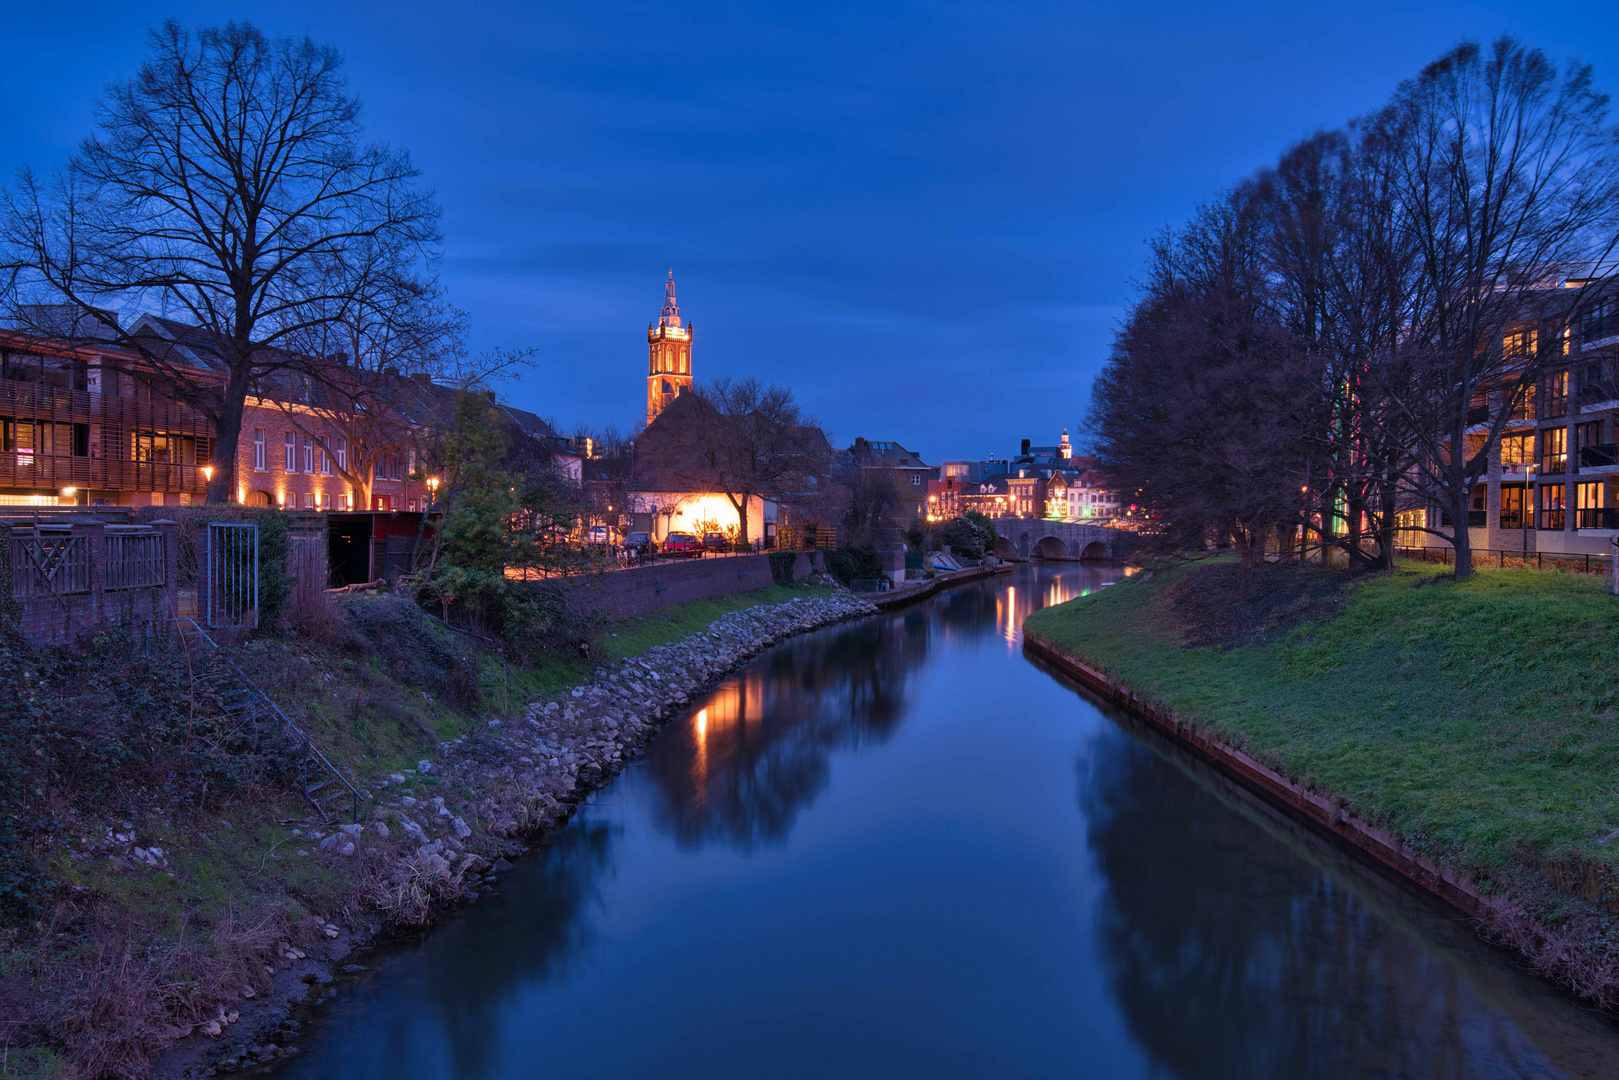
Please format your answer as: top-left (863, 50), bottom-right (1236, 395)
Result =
top-left (1541, 454), bottom-right (1568, 476)
top-left (1580, 443), bottom-right (1619, 469)
top-left (1500, 511), bottom-right (1528, 530)
top-left (1541, 509), bottom-right (1566, 530)
top-left (1466, 510), bottom-right (1487, 527)
top-left (1578, 507), bottom-right (1619, 530)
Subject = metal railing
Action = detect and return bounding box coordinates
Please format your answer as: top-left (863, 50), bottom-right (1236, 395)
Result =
top-left (1579, 508), bottom-right (1619, 529)
top-left (1581, 444), bottom-right (1619, 469)
top-left (172, 618), bottom-right (366, 821)
top-left (1396, 546), bottom-right (1615, 575)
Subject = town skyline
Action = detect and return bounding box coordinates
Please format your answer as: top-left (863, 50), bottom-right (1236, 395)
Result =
top-left (6, 1), bottom-right (1617, 460)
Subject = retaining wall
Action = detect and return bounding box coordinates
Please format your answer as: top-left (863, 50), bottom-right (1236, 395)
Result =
top-left (573, 553), bottom-right (782, 618)
top-left (1021, 631), bottom-right (1492, 921)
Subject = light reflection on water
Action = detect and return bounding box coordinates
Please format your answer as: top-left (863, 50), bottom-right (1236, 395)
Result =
top-left (268, 564), bottom-right (1619, 1080)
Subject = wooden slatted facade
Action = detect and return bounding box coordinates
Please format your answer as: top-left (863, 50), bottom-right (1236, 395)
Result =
top-left (1, 338), bottom-right (212, 503)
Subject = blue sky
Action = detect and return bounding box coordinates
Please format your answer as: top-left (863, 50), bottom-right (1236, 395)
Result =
top-left (3, 2), bottom-right (1617, 461)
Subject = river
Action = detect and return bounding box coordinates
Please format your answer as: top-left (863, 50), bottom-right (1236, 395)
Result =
top-left (268, 563), bottom-right (1619, 1079)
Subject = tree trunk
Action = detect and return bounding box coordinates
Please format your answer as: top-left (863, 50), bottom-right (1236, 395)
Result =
top-left (210, 387), bottom-right (246, 504)
top-left (727, 492), bottom-right (751, 545)
top-left (1449, 474), bottom-right (1474, 578)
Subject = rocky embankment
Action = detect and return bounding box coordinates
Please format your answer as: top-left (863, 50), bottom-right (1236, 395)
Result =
top-left (159, 591), bottom-right (876, 1078)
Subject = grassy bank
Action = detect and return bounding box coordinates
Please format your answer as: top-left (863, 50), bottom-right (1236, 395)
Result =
top-left (1024, 560), bottom-right (1619, 997)
top-left (0, 581), bottom-right (834, 1079)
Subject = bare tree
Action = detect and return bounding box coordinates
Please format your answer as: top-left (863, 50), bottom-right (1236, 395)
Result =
top-left (1092, 192), bottom-right (1313, 567)
top-left (839, 466), bottom-right (907, 546)
top-left (1374, 38), bottom-right (1619, 576)
top-left (263, 237), bottom-right (466, 508)
top-left (0, 20), bottom-right (440, 502)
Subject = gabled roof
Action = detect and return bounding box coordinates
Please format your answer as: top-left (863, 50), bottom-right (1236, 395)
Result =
top-left (849, 437), bottom-right (931, 470)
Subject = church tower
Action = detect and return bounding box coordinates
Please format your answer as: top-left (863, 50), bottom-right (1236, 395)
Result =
top-left (646, 271), bottom-right (692, 426)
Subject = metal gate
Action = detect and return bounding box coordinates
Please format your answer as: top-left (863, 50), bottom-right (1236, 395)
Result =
top-left (206, 522), bottom-right (259, 629)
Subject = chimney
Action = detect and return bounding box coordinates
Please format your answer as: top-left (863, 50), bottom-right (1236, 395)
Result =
top-left (1020, 438), bottom-right (1030, 456)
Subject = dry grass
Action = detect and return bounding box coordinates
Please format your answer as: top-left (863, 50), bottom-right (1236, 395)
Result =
top-left (361, 855), bottom-right (467, 928)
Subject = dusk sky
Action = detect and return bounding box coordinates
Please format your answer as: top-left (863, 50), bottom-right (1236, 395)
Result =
top-left (4, 2), bottom-right (1617, 462)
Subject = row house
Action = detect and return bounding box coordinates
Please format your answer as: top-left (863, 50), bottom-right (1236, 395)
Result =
top-left (3, 315), bottom-right (580, 517)
top-left (848, 437), bottom-right (934, 525)
top-left (1006, 468), bottom-right (1048, 518)
top-left (961, 475), bottom-right (1012, 518)
top-left (1047, 465), bottom-right (1121, 522)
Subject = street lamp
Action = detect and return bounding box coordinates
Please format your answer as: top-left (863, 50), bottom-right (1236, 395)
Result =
top-left (1521, 461), bottom-right (1537, 567)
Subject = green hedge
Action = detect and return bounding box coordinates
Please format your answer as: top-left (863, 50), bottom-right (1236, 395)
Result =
top-left (768, 550), bottom-right (797, 586)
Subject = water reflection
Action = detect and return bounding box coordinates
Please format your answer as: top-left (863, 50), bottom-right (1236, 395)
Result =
top-left (1079, 726), bottom-right (1566, 1079)
top-left (272, 821), bottom-right (615, 1080)
top-left (268, 565), bottom-right (1619, 1080)
top-left (642, 605), bottom-right (934, 849)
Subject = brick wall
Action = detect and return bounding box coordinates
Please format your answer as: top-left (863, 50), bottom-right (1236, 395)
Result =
top-left (572, 554), bottom-right (778, 618)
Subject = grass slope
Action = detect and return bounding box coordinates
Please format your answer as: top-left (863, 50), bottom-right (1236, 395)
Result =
top-left (2, 581), bottom-right (835, 1079)
top-left (1024, 562), bottom-right (1619, 877)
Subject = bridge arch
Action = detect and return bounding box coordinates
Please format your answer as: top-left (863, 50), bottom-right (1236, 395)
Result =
top-left (993, 536), bottom-right (1018, 558)
top-left (1032, 536), bottom-right (1069, 560)
top-left (1080, 540), bottom-right (1111, 561)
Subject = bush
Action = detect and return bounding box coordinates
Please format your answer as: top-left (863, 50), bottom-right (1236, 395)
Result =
top-left (768, 550), bottom-right (797, 586)
top-left (825, 544), bottom-right (883, 585)
top-left (941, 516), bottom-right (987, 559)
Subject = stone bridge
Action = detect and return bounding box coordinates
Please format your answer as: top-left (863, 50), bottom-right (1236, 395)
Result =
top-left (991, 520), bottom-right (1132, 562)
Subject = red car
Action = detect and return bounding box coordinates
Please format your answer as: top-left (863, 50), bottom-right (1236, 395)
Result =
top-left (662, 532), bottom-right (701, 557)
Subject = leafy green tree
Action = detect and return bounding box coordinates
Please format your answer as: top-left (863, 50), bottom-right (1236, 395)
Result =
top-left (417, 393), bottom-right (593, 649)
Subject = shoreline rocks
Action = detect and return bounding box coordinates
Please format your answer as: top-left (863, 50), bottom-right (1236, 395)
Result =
top-left (162, 591), bottom-right (877, 1078)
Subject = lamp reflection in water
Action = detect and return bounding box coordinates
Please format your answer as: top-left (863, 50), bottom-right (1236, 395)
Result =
top-left (693, 708), bottom-right (709, 801)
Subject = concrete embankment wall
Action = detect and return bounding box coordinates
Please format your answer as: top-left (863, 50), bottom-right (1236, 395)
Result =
top-left (572, 553), bottom-right (818, 618)
top-left (1020, 632), bottom-right (1492, 922)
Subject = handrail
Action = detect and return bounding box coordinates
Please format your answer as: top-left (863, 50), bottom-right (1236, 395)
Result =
top-left (170, 617), bottom-right (366, 820)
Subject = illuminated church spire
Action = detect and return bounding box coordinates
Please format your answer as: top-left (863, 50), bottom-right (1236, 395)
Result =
top-left (646, 270), bottom-right (693, 426)
top-left (659, 270), bottom-right (682, 329)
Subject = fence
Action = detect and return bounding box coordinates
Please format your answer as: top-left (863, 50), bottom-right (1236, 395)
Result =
top-left (1395, 545), bottom-right (1616, 575)
top-left (4, 519), bottom-right (180, 643)
top-left (10, 530), bottom-right (91, 599)
top-left (105, 529), bottom-right (166, 590)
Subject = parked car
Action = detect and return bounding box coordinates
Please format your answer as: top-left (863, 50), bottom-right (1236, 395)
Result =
top-left (663, 532), bottom-right (701, 557)
top-left (625, 531), bottom-right (653, 557)
top-left (586, 525), bottom-right (609, 544)
top-left (702, 532), bottom-right (729, 552)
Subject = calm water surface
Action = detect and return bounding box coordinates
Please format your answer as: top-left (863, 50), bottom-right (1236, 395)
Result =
top-left (271, 564), bottom-right (1619, 1079)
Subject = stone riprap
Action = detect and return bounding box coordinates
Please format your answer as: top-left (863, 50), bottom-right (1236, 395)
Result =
top-left (159, 592), bottom-right (877, 1077)
top-left (365, 593), bottom-right (877, 880)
